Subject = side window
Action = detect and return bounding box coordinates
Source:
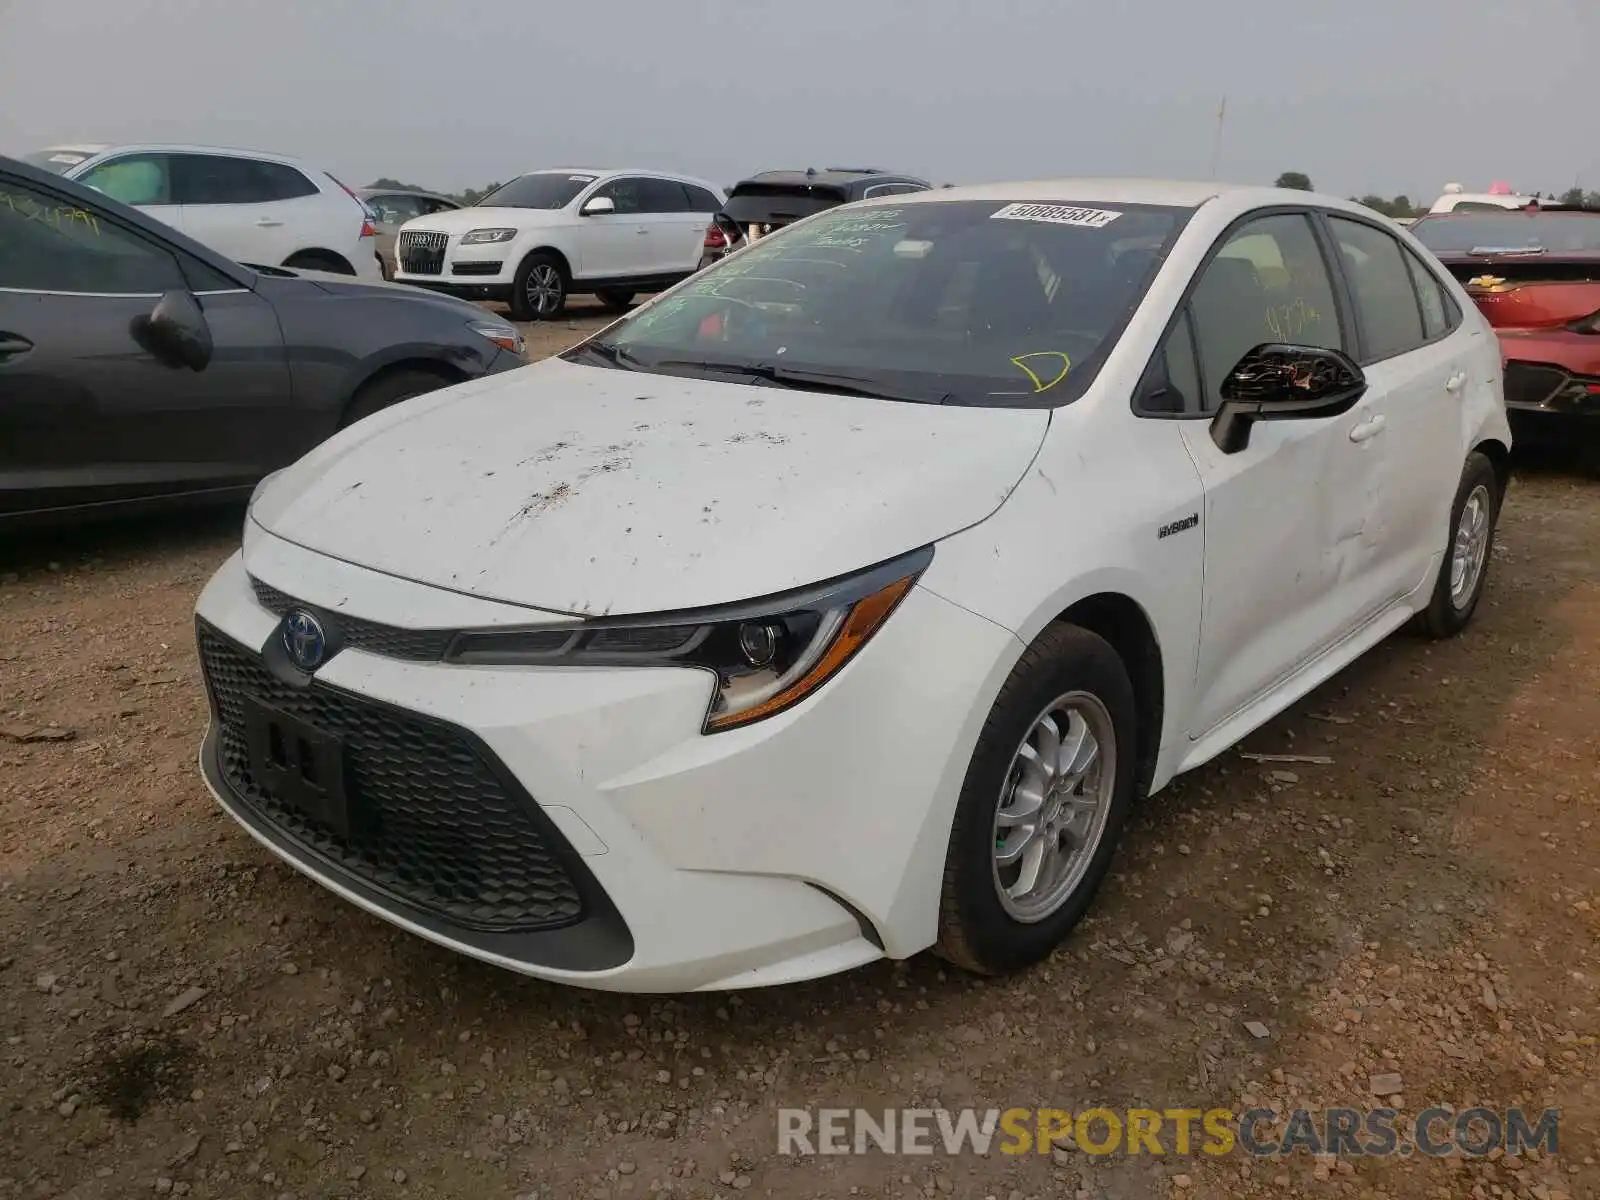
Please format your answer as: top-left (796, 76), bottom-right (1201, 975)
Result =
top-left (1402, 246), bottom-right (1454, 340)
top-left (1139, 310), bottom-right (1204, 415)
top-left (863, 184), bottom-right (907, 198)
top-left (76, 154), bottom-right (172, 206)
top-left (639, 178), bottom-right (690, 214)
top-left (592, 177), bottom-right (643, 215)
top-left (1188, 213), bottom-right (1343, 414)
top-left (0, 178), bottom-right (186, 294)
top-left (172, 155), bottom-right (275, 205)
top-left (684, 185), bottom-right (721, 213)
top-left (368, 194), bottom-right (423, 224)
top-left (1327, 216), bottom-right (1425, 360)
top-left (251, 162), bottom-right (319, 201)
top-left (422, 197), bottom-right (459, 215)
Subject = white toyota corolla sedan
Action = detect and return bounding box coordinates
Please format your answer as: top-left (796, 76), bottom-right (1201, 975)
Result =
top-left (195, 179), bottom-right (1511, 992)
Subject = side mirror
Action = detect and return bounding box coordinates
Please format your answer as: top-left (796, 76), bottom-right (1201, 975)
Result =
top-left (581, 196), bottom-right (616, 216)
top-left (131, 290), bottom-right (214, 372)
top-left (1209, 343), bottom-right (1367, 454)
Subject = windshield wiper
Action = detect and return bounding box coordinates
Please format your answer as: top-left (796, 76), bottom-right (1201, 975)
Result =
top-left (1466, 245), bottom-right (1546, 256)
top-left (651, 359), bottom-right (950, 404)
top-left (566, 340), bottom-right (647, 370)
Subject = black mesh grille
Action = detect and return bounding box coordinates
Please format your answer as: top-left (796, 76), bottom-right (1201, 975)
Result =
top-left (1504, 361), bottom-right (1567, 407)
top-left (249, 576), bottom-right (455, 662)
top-left (198, 623), bottom-right (585, 931)
top-left (397, 229), bottom-right (446, 275)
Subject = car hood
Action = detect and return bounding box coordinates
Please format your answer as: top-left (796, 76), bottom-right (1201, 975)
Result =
top-left (250, 357), bottom-right (1050, 616)
top-left (251, 270), bottom-right (499, 321)
top-left (399, 206), bottom-right (564, 234)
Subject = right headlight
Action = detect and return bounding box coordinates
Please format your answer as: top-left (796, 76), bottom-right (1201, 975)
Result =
top-left (444, 546), bottom-right (932, 733)
top-left (460, 227), bottom-right (517, 245)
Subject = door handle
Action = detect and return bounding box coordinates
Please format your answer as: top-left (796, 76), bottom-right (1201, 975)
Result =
top-left (255, 218), bottom-right (284, 227)
top-left (635, 227), bottom-right (650, 234)
top-left (1348, 414), bottom-right (1387, 443)
top-left (1445, 371), bottom-right (1467, 394)
top-left (0, 333), bottom-right (34, 360)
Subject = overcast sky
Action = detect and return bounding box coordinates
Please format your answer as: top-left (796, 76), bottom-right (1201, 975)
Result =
top-left (2, 0), bottom-right (1595, 201)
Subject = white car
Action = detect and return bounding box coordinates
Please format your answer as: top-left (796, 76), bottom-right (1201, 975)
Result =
top-left (25, 143), bottom-right (382, 280)
top-left (1428, 183), bottom-right (1538, 214)
top-left (389, 168), bottom-right (724, 319)
top-left (196, 179), bottom-right (1511, 993)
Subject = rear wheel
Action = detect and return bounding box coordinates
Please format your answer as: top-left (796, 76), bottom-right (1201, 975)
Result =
top-left (595, 288), bottom-right (636, 313)
top-left (341, 369), bottom-right (453, 428)
top-left (935, 623), bottom-right (1138, 976)
top-left (1414, 451), bottom-right (1500, 638)
top-left (510, 252), bottom-right (567, 321)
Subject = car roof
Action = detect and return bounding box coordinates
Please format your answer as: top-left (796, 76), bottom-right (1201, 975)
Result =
top-left (881, 177), bottom-right (1266, 208)
top-left (1, 153), bottom-right (253, 284)
top-left (42, 142), bottom-right (316, 167)
top-left (358, 186), bottom-right (456, 201)
top-left (737, 168), bottom-right (929, 188)
top-left (515, 167), bottom-right (723, 188)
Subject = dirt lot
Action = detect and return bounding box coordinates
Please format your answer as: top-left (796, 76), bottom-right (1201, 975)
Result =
top-left (3, 314), bottom-right (1598, 1199)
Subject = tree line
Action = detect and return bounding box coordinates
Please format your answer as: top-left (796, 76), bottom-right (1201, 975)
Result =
top-left (366, 177), bottom-right (504, 205)
top-left (1274, 172), bottom-right (1600, 217)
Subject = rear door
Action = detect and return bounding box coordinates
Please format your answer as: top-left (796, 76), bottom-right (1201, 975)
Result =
top-left (71, 152), bottom-right (185, 236)
top-left (171, 154), bottom-right (317, 267)
top-left (1322, 213), bottom-right (1467, 602)
top-left (0, 172), bottom-right (293, 518)
top-left (638, 178), bottom-right (708, 276)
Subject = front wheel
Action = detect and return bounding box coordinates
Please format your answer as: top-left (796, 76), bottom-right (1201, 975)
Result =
top-left (935, 623), bottom-right (1138, 976)
top-left (1413, 451), bottom-right (1500, 639)
top-left (510, 252), bottom-right (567, 321)
top-left (594, 288), bottom-right (635, 313)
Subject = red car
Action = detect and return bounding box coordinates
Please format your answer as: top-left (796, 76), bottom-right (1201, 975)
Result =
top-left (1410, 204), bottom-right (1600, 460)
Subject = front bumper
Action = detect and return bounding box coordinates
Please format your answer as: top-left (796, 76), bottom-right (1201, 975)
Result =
top-left (394, 277), bottom-right (514, 303)
top-left (193, 532), bottom-right (1018, 991)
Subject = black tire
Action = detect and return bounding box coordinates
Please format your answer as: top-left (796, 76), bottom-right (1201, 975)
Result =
top-left (284, 250), bottom-right (355, 276)
top-left (340, 369), bottom-right (451, 428)
top-left (594, 288), bottom-right (636, 313)
top-left (510, 252), bottom-right (568, 321)
top-left (935, 623), bottom-right (1138, 976)
top-left (1413, 451), bottom-right (1500, 639)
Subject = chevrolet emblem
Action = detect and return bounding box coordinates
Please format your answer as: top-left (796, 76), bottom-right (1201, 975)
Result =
top-left (1467, 275), bottom-right (1506, 288)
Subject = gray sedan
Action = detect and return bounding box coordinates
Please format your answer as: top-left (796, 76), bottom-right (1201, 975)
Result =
top-left (0, 156), bottom-right (525, 530)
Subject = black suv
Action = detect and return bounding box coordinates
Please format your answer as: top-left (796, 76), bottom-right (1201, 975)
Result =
top-left (697, 167), bottom-right (933, 267)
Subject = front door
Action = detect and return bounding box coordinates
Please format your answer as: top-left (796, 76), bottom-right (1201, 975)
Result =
top-left (0, 172), bottom-right (292, 518)
top-left (70, 152), bottom-right (185, 238)
top-left (1175, 210), bottom-right (1386, 737)
top-left (569, 177), bottom-right (650, 281)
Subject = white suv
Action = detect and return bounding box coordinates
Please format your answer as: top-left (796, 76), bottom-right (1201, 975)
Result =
top-left (390, 168), bottom-right (725, 319)
top-left (25, 144), bottom-right (382, 280)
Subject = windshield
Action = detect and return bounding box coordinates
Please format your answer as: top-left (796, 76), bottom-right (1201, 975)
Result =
top-left (578, 198), bottom-right (1190, 407)
top-left (23, 150), bottom-right (93, 175)
top-left (476, 172), bottom-right (596, 209)
top-left (1411, 213), bottom-right (1600, 255)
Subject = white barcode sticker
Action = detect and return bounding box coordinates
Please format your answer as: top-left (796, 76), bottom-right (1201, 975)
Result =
top-left (991, 203), bottom-right (1122, 228)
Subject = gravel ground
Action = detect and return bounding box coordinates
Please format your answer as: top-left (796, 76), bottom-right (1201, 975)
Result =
top-left (2, 311), bottom-right (1598, 1199)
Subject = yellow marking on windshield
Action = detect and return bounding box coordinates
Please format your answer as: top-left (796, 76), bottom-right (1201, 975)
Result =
top-left (0, 191), bottom-right (100, 236)
top-left (1010, 351), bottom-right (1072, 393)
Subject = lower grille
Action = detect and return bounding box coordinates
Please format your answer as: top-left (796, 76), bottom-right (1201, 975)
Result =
top-left (452, 261), bottom-right (503, 277)
top-left (397, 229), bottom-right (447, 276)
top-left (249, 575), bottom-right (455, 662)
top-left (1504, 361), bottom-right (1567, 408)
top-left (198, 622), bottom-right (585, 931)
